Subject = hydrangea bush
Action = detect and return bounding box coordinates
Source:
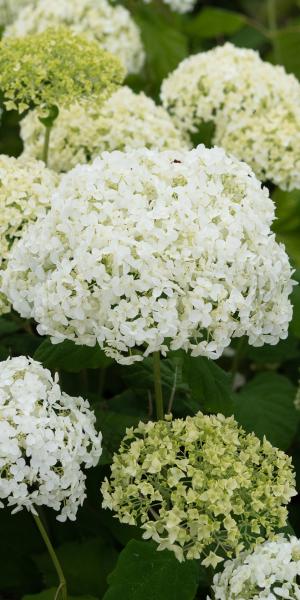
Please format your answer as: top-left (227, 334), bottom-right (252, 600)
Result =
top-left (5, 0), bottom-right (145, 74)
top-left (161, 43), bottom-right (300, 190)
top-left (1, 146), bottom-right (294, 363)
top-left (20, 86), bottom-right (189, 172)
top-left (102, 413), bottom-right (296, 565)
top-left (0, 356), bottom-right (102, 521)
top-left (0, 1), bottom-right (300, 598)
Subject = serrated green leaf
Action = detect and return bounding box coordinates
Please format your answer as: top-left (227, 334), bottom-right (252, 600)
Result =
top-left (103, 540), bottom-right (200, 600)
top-left (234, 372), bottom-right (299, 449)
top-left (34, 338), bottom-right (112, 372)
top-left (34, 538), bottom-right (117, 597)
top-left (187, 7), bottom-right (246, 38)
top-left (182, 355), bottom-right (234, 416)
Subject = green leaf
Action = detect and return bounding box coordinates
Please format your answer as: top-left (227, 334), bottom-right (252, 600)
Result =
top-left (291, 270), bottom-right (300, 338)
top-left (23, 591), bottom-right (97, 600)
top-left (233, 372), bottom-right (299, 449)
top-left (273, 189), bottom-right (300, 234)
top-left (187, 7), bottom-right (246, 38)
top-left (103, 540), bottom-right (200, 600)
top-left (135, 7), bottom-right (189, 92)
top-left (0, 314), bottom-right (23, 335)
top-left (270, 27), bottom-right (300, 78)
top-left (95, 409), bottom-right (140, 464)
top-left (34, 538), bottom-right (117, 597)
top-left (34, 338), bottom-right (112, 372)
top-left (244, 335), bottom-right (300, 364)
top-left (182, 355), bottom-right (234, 416)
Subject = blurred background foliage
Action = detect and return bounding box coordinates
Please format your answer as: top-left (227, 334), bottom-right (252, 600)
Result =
top-left (0, 1), bottom-right (300, 599)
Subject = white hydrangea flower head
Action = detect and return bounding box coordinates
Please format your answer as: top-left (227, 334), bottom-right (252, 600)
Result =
top-left (142, 0), bottom-right (196, 13)
top-left (2, 146), bottom-right (294, 365)
top-left (161, 43), bottom-right (300, 190)
top-left (0, 155), bottom-right (59, 315)
top-left (0, 356), bottom-right (102, 521)
top-left (20, 86), bottom-right (190, 173)
top-left (0, 0), bottom-right (32, 24)
top-left (102, 414), bottom-right (296, 564)
top-left (5, 0), bottom-right (144, 74)
top-left (210, 536), bottom-right (300, 599)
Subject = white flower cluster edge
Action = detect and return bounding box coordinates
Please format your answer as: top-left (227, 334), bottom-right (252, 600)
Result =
top-left (0, 356), bottom-right (102, 521)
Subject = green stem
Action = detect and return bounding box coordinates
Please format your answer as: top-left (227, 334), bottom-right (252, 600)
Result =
top-left (42, 124), bottom-right (52, 166)
top-left (267, 0), bottom-right (281, 63)
top-left (33, 512), bottom-right (67, 600)
top-left (153, 351), bottom-right (164, 421)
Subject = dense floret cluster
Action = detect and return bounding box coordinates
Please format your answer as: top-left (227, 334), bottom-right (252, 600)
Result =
top-left (0, 356), bottom-right (102, 521)
top-left (5, 0), bottom-right (144, 74)
top-left (0, 27), bottom-right (124, 113)
top-left (20, 86), bottom-right (190, 172)
top-left (101, 413), bottom-right (296, 564)
top-left (161, 43), bottom-right (300, 190)
top-left (0, 0), bottom-right (32, 24)
top-left (2, 146), bottom-right (294, 363)
top-left (0, 155), bottom-right (58, 315)
top-left (210, 536), bottom-right (300, 599)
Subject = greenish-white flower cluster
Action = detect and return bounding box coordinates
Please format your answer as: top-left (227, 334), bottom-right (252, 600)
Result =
top-left (5, 0), bottom-right (144, 74)
top-left (0, 154), bottom-right (58, 315)
top-left (101, 413), bottom-right (296, 565)
top-left (20, 86), bottom-right (190, 172)
top-left (210, 536), bottom-right (300, 599)
top-left (0, 27), bottom-right (124, 114)
top-left (161, 43), bottom-right (300, 191)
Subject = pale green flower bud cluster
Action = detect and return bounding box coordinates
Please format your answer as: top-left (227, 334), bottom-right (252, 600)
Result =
top-left (161, 43), bottom-right (300, 191)
top-left (101, 413), bottom-right (296, 565)
top-left (0, 154), bottom-right (58, 315)
top-left (20, 86), bottom-right (190, 172)
top-left (210, 536), bottom-right (300, 599)
top-left (5, 0), bottom-right (145, 74)
top-left (0, 27), bottom-right (125, 114)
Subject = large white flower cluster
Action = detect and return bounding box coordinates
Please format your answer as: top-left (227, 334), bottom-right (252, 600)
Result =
top-left (1, 146), bottom-right (294, 365)
top-left (210, 537), bottom-right (300, 599)
top-left (142, 0), bottom-right (196, 13)
top-left (161, 43), bottom-right (300, 190)
top-left (0, 356), bottom-right (102, 521)
top-left (5, 0), bottom-right (144, 74)
top-left (0, 154), bottom-right (59, 315)
top-left (20, 86), bottom-right (190, 173)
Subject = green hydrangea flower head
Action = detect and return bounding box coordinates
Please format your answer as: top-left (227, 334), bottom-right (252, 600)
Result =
top-left (101, 413), bottom-right (296, 566)
top-left (0, 27), bottom-right (125, 114)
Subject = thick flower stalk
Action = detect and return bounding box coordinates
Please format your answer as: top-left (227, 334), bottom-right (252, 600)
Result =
top-left (0, 356), bottom-right (102, 521)
top-left (142, 0), bottom-right (196, 13)
top-left (0, 154), bottom-right (59, 315)
top-left (20, 86), bottom-right (190, 172)
top-left (0, 27), bottom-right (125, 114)
top-left (1, 146), bottom-right (294, 364)
top-left (5, 0), bottom-right (144, 74)
top-left (210, 536), bottom-right (300, 599)
top-left (101, 413), bottom-right (296, 565)
top-left (161, 43), bottom-right (300, 191)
